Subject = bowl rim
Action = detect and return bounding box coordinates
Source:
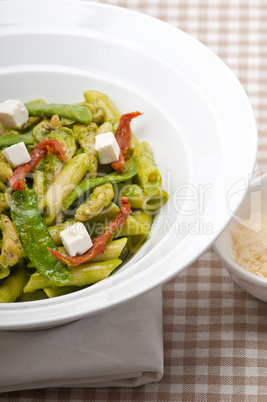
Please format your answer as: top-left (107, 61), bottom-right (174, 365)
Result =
top-left (0, 0), bottom-right (258, 329)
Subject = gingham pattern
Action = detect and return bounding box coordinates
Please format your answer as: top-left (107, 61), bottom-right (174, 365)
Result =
top-left (2, 0), bottom-right (267, 400)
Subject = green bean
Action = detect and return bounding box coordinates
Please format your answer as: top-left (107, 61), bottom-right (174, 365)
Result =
top-left (0, 132), bottom-right (34, 148)
top-left (11, 187), bottom-right (72, 285)
top-left (23, 259), bottom-right (122, 292)
top-left (63, 156), bottom-right (138, 210)
top-left (75, 183), bottom-right (114, 221)
top-left (25, 102), bottom-right (92, 124)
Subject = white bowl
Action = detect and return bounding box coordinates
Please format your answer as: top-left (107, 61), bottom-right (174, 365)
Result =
top-left (0, 0), bottom-right (257, 329)
top-left (214, 174), bottom-right (267, 302)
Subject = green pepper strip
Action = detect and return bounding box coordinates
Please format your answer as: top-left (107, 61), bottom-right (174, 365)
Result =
top-left (11, 187), bottom-right (72, 286)
top-left (25, 102), bottom-right (92, 124)
top-left (0, 133), bottom-right (34, 148)
top-left (63, 157), bottom-right (138, 210)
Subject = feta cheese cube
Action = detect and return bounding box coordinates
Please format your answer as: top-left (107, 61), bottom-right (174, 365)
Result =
top-left (3, 142), bottom-right (31, 167)
top-left (95, 132), bottom-right (120, 164)
top-left (0, 99), bottom-right (28, 128)
top-left (60, 222), bottom-right (93, 257)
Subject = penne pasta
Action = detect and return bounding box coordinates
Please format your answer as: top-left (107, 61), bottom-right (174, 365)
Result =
top-left (24, 259), bottom-right (122, 293)
top-left (119, 184), bottom-right (169, 213)
top-left (133, 141), bottom-right (162, 196)
top-left (84, 90), bottom-right (120, 125)
top-left (42, 153), bottom-right (90, 226)
top-left (0, 266), bottom-right (29, 303)
top-left (75, 183), bottom-right (114, 221)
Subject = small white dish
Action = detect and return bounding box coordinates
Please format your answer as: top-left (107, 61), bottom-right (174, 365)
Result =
top-left (214, 173), bottom-right (267, 303)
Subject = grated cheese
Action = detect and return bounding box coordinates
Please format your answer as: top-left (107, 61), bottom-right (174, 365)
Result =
top-left (232, 213), bottom-right (267, 278)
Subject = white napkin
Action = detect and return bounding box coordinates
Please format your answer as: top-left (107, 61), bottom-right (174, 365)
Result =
top-left (0, 287), bottom-right (163, 392)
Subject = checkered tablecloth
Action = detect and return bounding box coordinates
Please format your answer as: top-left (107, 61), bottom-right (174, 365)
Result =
top-left (2, 0), bottom-right (267, 400)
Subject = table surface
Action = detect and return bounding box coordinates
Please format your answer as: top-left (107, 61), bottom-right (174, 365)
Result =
top-left (2, 0), bottom-right (267, 401)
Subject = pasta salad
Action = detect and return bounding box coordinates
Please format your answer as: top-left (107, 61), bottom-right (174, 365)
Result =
top-left (0, 91), bottom-right (168, 302)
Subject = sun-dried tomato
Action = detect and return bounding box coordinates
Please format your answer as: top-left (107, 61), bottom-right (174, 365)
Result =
top-left (9, 139), bottom-right (67, 191)
top-left (111, 111), bottom-right (142, 173)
